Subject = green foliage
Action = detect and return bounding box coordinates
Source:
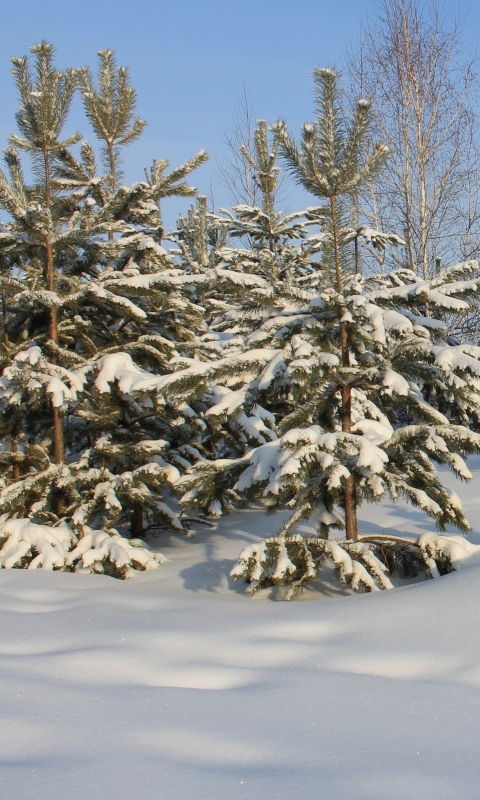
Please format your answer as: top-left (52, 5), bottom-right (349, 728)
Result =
top-left (81, 49), bottom-right (147, 190)
top-left (273, 68), bottom-right (389, 288)
top-left (273, 68), bottom-right (388, 202)
top-left (11, 41), bottom-right (81, 162)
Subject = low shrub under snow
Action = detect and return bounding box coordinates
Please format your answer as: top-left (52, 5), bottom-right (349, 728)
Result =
top-left (231, 531), bottom-right (480, 599)
top-left (0, 517), bottom-right (166, 579)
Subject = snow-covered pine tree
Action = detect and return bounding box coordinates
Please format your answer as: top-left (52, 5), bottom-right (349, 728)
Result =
top-left (272, 68), bottom-right (390, 540)
top-left (0, 42), bottom-right (209, 574)
top-left (163, 121), bottom-right (321, 475)
top-left (177, 70), bottom-right (480, 596)
top-left (152, 190), bottom-right (282, 499)
top-left (57, 53), bottom-right (210, 539)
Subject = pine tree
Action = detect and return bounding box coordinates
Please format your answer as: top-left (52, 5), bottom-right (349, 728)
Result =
top-left (169, 122), bottom-right (321, 472)
top-left (0, 42), bottom-right (208, 574)
top-left (8, 42), bottom-right (82, 497)
top-left (176, 71), bottom-right (480, 596)
top-left (272, 68), bottom-right (389, 539)
top-left (2, 47), bottom-right (480, 593)
top-left (162, 189), bottom-right (286, 478)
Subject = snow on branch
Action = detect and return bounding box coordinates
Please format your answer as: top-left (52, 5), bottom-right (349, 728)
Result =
top-left (0, 517), bottom-right (166, 578)
top-left (231, 531), bottom-right (480, 599)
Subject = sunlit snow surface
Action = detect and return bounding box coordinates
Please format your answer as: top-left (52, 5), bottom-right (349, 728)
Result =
top-left (2, 462), bottom-right (480, 798)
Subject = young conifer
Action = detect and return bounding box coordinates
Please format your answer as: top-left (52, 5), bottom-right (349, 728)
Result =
top-left (272, 68), bottom-right (389, 539)
top-left (0, 43), bottom-right (209, 573)
top-left (176, 71), bottom-right (480, 596)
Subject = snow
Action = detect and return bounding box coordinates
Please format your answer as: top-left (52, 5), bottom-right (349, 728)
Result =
top-left (433, 344), bottom-right (480, 376)
top-left (4, 463), bottom-right (480, 797)
top-left (0, 517), bottom-right (165, 575)
top-left (357, 436), bottom-right (389, 473)
top-left (88, 282), bottom-right (148, 319)
top-left (257, 351), bottom-right (286, 390)
top-left (382, 367), bottom-right (410, 396)
top-left (94, 352), bottom-right (155, 394)
top-left (206, 386), bottom-right (247, 417)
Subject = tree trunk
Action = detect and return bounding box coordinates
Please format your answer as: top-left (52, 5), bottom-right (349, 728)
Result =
top-left (107, 140), bottom-right (116, 241)
top-left (11, 436), bottom-right (20, 483)
top-left (340, 383), bottom-right (358, 540)
top-left (331, 195), bottom-right (358, 540)
top-left (131, 503), bottom-right (144, 538)
top-left (45, 238), bottom-right (65, 468)
top-left (343, 476), bottom-right (358, 541)
top-left (44, 150), bottom-right (65, 515)
top-left (2, 297), bottom-right (8, 345)
top-left (354, 235), bottom-right (360, 275)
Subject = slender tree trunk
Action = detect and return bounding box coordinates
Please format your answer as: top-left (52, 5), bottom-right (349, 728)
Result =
top-left (43, 150), bottom-right (65, 515)
top-left (352, 185), bottom-right (360, 275)
top-left (343, 477), bottom-right (358, 541)
top-left (45, 241), bottom-right (58, 341)
top-left (11, 436), bottom-right (20, 483)
top-left (330, 195), bottom-right (358, 540)
top-left (265, 188), bottom-right (276, 254)
top-left (107, 140), bottom-right (116, 242)
top-left (368, 182), bottom-right (386, 274)
top-left (2, 297), bottom-right (8, 345)
top-left (44, 183), bottom-right (65, 467)
top-left (412, 77), bottom-right (429, 279)
top-left (268, 228), bottom-right (275, 253)
top-left (354, 235), bottom-right (360, 275)
top-left (131, 503), bottom-right (143, 538)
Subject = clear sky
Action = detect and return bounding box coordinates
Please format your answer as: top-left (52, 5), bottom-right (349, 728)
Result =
top-left (0, 0), bottom-right (478, 226)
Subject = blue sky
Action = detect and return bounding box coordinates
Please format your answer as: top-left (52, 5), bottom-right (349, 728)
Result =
top-left (0, 0), bottom-right (478, 226)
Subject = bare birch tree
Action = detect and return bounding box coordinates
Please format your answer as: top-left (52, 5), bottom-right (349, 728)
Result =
top-left (346, 0), bottom-right (480, 279)
top-left (215, 82), bottom-right (260, 208)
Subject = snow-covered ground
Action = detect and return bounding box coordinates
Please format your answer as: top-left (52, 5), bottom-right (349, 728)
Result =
top-left (2, 463), bottom-right (480, 799)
